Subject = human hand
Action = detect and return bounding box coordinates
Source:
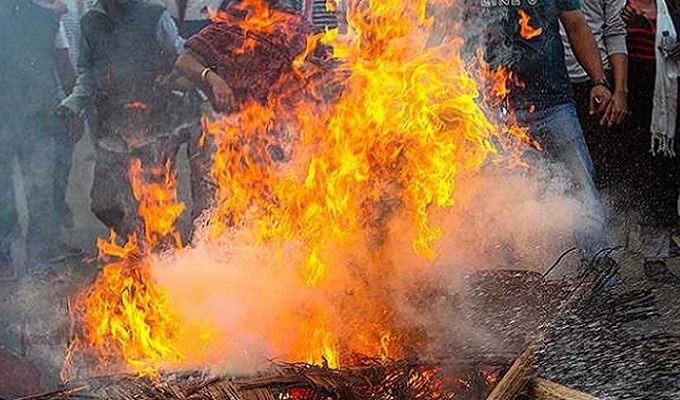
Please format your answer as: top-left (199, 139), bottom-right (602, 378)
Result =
top-left (600, 90), bottom-right (628, 127)
top-left (206, 71), bottom-right (236, 112)
top-left (621, 4), bottom-right (640, 25)
top-left (590, 84), bottom-right (612, 115)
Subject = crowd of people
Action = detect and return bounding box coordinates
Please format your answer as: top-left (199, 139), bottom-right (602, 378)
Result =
top-left (0, 0), bottom-right (679, 284)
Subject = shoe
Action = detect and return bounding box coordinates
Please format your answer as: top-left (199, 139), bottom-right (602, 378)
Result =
top-left (644, 260), bottom-right (680, 284)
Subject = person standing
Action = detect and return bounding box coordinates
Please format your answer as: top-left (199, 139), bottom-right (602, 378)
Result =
top-left (617, 0), bottom-right (680, 282)
top-left (59, 0), bottom-right (199, 241)
top-left (560, 0), bottom-right (628, 191)
top-left (467, 0), bottom-right (616, 265)
top-left (0, 0), bottom-right (76, 276)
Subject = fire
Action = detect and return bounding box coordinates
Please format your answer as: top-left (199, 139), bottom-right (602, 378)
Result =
top-left (67, 159), bottom-right (201, 375)
top-left (517, 9), bottom-right (543, 40)
top-left (69, 0), bottom-right (531, 376)
top-left (200, 0), bottom-right (524, 369)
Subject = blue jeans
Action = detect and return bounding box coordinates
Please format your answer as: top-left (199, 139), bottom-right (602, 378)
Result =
top-left (516, 103), bottom-right (609, 259)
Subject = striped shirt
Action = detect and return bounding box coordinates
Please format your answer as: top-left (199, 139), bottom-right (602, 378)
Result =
top-left (627, 16), bottom-right (657, 60)
top-left (305, 0), bottom-right (337, 30)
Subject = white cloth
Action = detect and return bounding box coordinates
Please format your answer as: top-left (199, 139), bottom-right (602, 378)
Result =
top-left (150, 0), bottom-right (223, 21)
top-left (55, 21), bottom-right (69, 49)
top-left (651, 0), bottom-right (679, 156)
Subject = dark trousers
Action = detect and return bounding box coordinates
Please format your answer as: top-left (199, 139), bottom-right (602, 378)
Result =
top-left (571, 74), bottom-right (617, 191)
top-left (53, 132), bottom-right (74, 223)
top-left (91, 124), bottom-right (211, 244)
top-left (91, 136), bottom-right (184, 241)
top-left (0, 113), bottom-right (66, 265)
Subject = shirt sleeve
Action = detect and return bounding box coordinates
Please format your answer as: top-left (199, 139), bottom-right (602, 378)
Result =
top-left (55, 21), bottom-right (69, 49)
top-left (603, 0), bottom-right (628, 55)
top-left (60, 19), bottom-right (97, 115)
top-left (184, 23), bottom-right (228, 68)
top-left (156, 10), bottom-right (185, 56)
top-left (556, 0), bottom-right (581, 12)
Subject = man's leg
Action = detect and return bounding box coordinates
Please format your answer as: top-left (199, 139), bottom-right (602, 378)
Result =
top-left (188, 125), bottom-right (217, 237)
top-left (90, 146), bottom-right (139, 240)
top-left (0, 134), bottom-right (18, 279)
top-left (17, 132), bottom-right (60, 269)
top-left (52, 131), bottom-right (75, 228)
top-left (537, 103), bottom-right (610, 260)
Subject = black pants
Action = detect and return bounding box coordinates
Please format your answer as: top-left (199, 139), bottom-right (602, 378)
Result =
top-left (573, 64), bottom-right (680, 227)
top-left (53, 131), bottom-right (74, 223)
top-left (571, 73), bottom-right (618, 191)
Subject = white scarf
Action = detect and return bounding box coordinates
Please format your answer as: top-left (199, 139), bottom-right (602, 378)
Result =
top-left (651, 0), bottom-right (679, 156)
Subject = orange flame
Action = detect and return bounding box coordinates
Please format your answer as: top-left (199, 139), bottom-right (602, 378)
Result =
top-left (200, 0), bottom-right (526, 368)
top-left (67, 159), bottom-right (204, 375)
top-left (518, 9), bottom-right (543, 40)
top-left (70, 0), bottom-right (533, 375)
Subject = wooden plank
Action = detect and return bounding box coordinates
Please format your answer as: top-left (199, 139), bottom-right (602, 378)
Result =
top-left (529, 377), bottom-right (600, 400)
top-left (484, 345), bottom-right (535, 400)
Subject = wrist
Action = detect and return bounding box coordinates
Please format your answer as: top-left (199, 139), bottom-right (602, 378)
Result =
top-left (613, 88), bottom-right (628, 96)
top-left (591, 76), bottom-right (611, 91)
top-left (200, 67), bottom-right (213, 87)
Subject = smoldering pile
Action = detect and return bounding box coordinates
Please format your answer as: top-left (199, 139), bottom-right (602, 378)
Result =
top-left (16, 359), bottom-right (502, 400)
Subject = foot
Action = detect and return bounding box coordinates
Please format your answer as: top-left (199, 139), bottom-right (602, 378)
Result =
top-left (644, 260), bottom-right (680, 284)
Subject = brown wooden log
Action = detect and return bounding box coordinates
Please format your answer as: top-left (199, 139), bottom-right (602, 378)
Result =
top-left (484, 345), bottom-right (536, 400)
top-left (529, 377), bottom-right (600, 400)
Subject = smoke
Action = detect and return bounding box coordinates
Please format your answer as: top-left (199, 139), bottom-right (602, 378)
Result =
top-left (151, 237), bottom-right (331, 374)
top-left (150, 153), bottom-right (589, 374)
top-left (384, 157), bottom-right (588, 358)
top-left (146, 0), bottom-right (594, 374)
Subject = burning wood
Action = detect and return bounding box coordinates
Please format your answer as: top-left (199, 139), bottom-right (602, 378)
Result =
top-left (20, 360), bottom-right (501, 400)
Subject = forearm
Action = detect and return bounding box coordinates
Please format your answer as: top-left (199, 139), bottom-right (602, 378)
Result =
top-left (175, 50), bottom-right (210, 86)
top-left (561, 11), bottom-right (607, 80)
top-left (569, 27), bottom-right (606, 80)
top-left (609, 53), bottom-right (628, 94)
top-left (60, 69), bottom-right (96, 115)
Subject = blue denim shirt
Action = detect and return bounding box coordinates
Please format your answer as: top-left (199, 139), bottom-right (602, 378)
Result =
top-left (478, 0), bottom-right (580, 110)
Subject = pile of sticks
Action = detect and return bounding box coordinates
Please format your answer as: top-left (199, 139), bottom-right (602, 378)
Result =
top-left (16, 359), bottom-right (502, 400)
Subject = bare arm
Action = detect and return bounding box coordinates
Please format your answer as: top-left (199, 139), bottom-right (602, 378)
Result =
top-left (175, 49), bottom-right (236, 112)
top-left (610, 53), bottom-right (628, 94)
top-left (560, 9), bottom-right (606, 81)
top-left (600, 0), bottom-right (628, 126)
top-left (560, 9), bottom-right (612, 114)
top-left (176, 49), bottom-right (211, 86)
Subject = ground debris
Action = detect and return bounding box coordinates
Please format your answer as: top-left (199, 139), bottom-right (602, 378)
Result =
top-left (17, 359), bottom-right (500, 400)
